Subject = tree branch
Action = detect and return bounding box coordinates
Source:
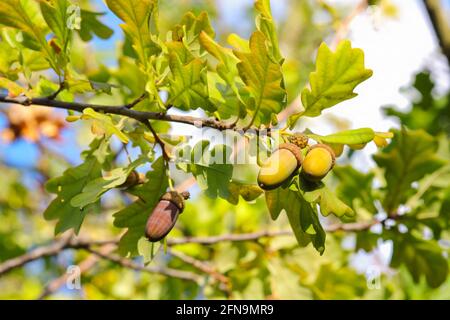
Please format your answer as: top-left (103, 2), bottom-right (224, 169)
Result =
top-left (167, 248), bottom-right (231, 293)
top-left (0, 221), bottom-right (376, 277)
top-left (46, 82), bottom-right (66, 100)
top-left (422, 0), bottom-right (450, 64)
top-left (125, 93), bottom-right (147, 109)
top-left (0, 94), bottom-right (238, 132)
top-left (38, 244), bottom-right (116, 299)
top-left (85, 247), bottom-right (202, 284)
top-left (0, 233), bottom-right (72, 275)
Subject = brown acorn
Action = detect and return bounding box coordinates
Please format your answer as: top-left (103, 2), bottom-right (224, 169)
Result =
top-left (145, 191), bottom-right (190, 242)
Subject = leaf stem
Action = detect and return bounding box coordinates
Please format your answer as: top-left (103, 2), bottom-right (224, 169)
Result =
top-left (142, 120), bottom-right (170, 161)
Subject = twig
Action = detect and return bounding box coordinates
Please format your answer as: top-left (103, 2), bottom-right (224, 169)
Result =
top-left (0, 220), bottom-right (377, 277)
top-left (167, 221), bottom-right (375, 245)
top-left (142, 119), bottom-right (170, 161)
top-left (167, 248), bottom-right (231, 292)
top-left (0, 233), bottom-right (72, 276)
top-left (125, 93), bottom-right (147, 109)
top-left (38, 244), bottom-right (116, 299)
top-left (0, 95), bottom-right (241, 132)
top-left (167, 230), bottom-right (293, 246)
top-left (422, 0), bottom-right (450, 64)
top-left (85, 247), bottom-right (202, 284)
top-left (46, 82), bottom-right (65, 100)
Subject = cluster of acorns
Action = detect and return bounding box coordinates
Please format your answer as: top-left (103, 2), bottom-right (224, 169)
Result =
top-left (257, 133), bottom-right (336, 190)
top-left (142, 133), bottom-right (339, 243)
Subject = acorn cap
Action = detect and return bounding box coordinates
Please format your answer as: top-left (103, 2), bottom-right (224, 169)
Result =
top-left (160, 191), bottom-right (190, 213)
top-left (278, 143), bottom-right (303, 167)
top-left (288, 133), bottom-right (309, 149)
top-left (308, 144), bottom-right (336, 169)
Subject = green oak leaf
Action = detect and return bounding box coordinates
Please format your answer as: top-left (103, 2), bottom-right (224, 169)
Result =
top-left (265, 186), bottom-right (326, 254)
top-left (200, 32), bottom-right (246, 119)
top-left (78, 10), bottom-right (114, 42)
top-left (311, 264), bottom-right (367, 299)
top-left (373, 128), bottom-right (446, 213)
top-left (105, 0), bottom-right (160, 68)
top-left (168, 53), bottom-right (214, 112)
top-left (226, 182), bottom-right (264, 205)
top-left (176, 141), bottom-right (233, 199)
top-left (172, 11), bottom-right (214, 51)
top-left (308, 128), bottom-right (375, 145)
top-left (0, 0), bottom-right (59, 72)
top-left (333, 165), bottom-right (377, 213)
top-left (289, 40), bottom-right (372, 126)
top-left (301, 181), bottom-right (354, 218)
top-left (70, 156), bottom-right (148, 208)
top-left (39, 0), bottom-right (72, 52)
top-left (391, 235), bottom-right (448, 288)
top-left (113, 157), bottom-right (168, 257)
top-left (234, 31), bottom-right (287, 127)
top-left (254, 0), bottom-right (283, 63)
top-left (82, 108), bottom-right (129, 143)
top-left (43, 157), bottom-right (102, 234)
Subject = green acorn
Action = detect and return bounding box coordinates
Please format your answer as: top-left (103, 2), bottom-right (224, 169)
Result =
top-left (301, 144), bottom-right (336, 181)
top-left (257, 143), bottom-right (303, 190)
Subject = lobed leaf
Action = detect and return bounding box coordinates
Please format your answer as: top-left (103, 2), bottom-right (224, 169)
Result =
top-left (105, 0), bottom-right (159, 68)
top-left (167, 54), bottom-right (214, 111)
top-left (373, 128), bottom-right (447, 213)
top-left (265, 186), bottom-right (326, 254)
top-left (289, 40), bottom-right (372, 127)
top-left (176, 141), bottom-right (233, 199)
top-left (43, 157), bottom-right (102, 234)
top-left (113, 157), bottom-right (168, 257)
top-left (234, 31), bottom-right (287, 126)
top-left (254, 0), bottom-right (283, 63)
top-left (0, 0), bottom-right (59, 72)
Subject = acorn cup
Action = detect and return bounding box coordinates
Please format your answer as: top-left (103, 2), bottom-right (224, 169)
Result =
top-left (301, 144), bottom-right (336, 182)
top-left (257, 143), bottom-right (303, 190)
top-left (288, 133), bottom-right (309, 149)
top-left (118, 170), bottom-right (145, 189)
top-left (145, 191), bottom-right (190, 242)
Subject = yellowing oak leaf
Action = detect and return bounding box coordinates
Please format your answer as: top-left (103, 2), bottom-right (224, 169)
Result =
top-left (234, 31), bottom-right (287, 127)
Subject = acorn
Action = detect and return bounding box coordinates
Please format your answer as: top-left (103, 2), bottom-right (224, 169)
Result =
top-left (288, 133), bottom-right (309, 149)
top-left (257, 143), bottom-right (303, 190)
top-left (118, 170), bottom-right (145, 189)
top-left (301, 144), bottom-right (335, 181)
top-left (145, 191), bottom-right (190, 242)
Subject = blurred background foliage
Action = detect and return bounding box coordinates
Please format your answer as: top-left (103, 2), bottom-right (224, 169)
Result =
top-left (0, 0), bottom-right (449, 299)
